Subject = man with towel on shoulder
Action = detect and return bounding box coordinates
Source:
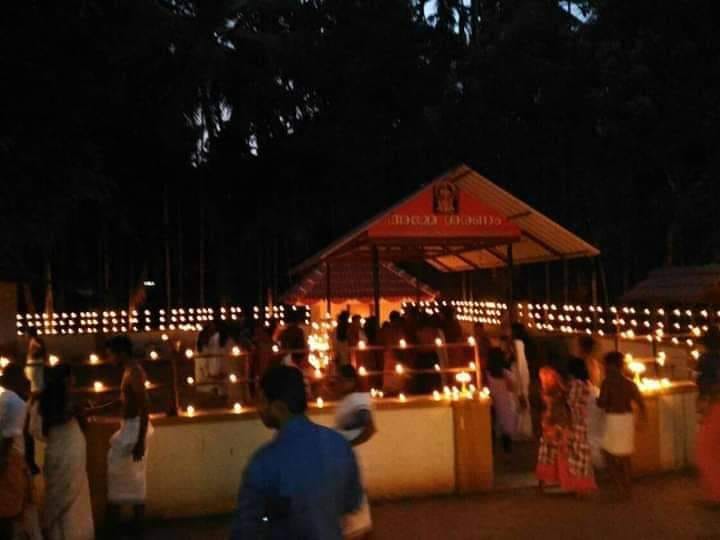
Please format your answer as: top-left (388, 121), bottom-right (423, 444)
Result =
top-left (597, 352), bottom-right (646, 499)
top-left (105, 335), bottom-right (152, 538)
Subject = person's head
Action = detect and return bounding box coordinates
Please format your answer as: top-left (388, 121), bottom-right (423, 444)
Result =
top-left (389, 311), bottom-right (401, 324)
top-left (40, 365), bottom-right (73, 436)
top-left (603, 351), bottom-right (624, 372)
top-left (539, 366), bottom-right (562, 392)
top-left (106, 335), bottom-right (134, 366)
top-left (338, 364), bottom-right (359, 396)
top-left (258, 365), bottom-right (307, 429)
top-left (511, 323), bottom-right (528, 341)
top-left (0, 362), bottom-right (29, 398)
top-left (568, 357), bottom-right (590, 382)
top-left (701, 326), bottom-right (720, 352)
top-left (578, 335), bottom-right (597, 357)
top-left (364, 316), bottom-right (379, 342)
top-left (487, 347), bottom-right (507, 379)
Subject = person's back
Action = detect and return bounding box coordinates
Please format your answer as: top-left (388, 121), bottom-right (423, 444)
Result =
top-left (232, 366), bottom-right (362, 540)
top-left (240, 417), bottom-right (359, 539)
top-left (598, 369), bottom-right (639, 414)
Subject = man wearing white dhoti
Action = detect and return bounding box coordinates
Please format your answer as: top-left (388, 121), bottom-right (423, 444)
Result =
top-left (598, 352), bottom-right (646, 499)
top-left (105, 335), bottom-right (152, 538)
top-left (335, 365), bottom-right (376, 539)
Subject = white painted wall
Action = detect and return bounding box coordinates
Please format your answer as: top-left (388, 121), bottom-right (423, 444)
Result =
top-left (144, 404), bottom-right (456, 519)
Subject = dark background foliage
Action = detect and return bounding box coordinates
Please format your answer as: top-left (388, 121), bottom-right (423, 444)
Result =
top-left (2, 0), bottom-right (719, 310)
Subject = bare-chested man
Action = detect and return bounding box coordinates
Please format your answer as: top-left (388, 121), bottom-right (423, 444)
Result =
top-left (598, 351), bottom-right (646, 499)
top-left (105, 335), bottom-right (151, 538)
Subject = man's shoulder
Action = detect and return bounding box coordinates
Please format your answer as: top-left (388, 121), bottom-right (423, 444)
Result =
top-left (0, 389), bottom-right (23, 406)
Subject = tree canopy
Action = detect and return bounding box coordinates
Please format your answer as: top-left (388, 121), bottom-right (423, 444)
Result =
top-left (2, 0), bottom-right (719, 309)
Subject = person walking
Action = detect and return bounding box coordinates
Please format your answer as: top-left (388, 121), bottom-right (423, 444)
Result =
top-left (536, 366), bottom-right (571, 492)
top-left (105, 335), bottom-right (152, 538)
top-left (29, 365), bottom-right (94, 540)
top-left (565, 358), bottom-right (597, 494)
top-left (597, 352), bottom-right (646, 499)
top-left (231, 365), bottom-right (362, 539)
top-left (695, 326), bottom-right (720, 507)
top-left (0, 363), bottom-right (31, 539)
top-left (335, 365), bottom-right (375, 539)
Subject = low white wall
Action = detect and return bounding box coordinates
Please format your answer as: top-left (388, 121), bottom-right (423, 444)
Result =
top-left (143, 404), bottom-right (456, 519)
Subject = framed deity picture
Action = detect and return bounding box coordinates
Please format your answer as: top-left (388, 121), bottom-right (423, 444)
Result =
top-left (433, 180), bottom-right (459, 215)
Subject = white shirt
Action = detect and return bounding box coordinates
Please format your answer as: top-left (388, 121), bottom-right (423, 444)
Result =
top-left (0, 388), bottom-right (28, 455)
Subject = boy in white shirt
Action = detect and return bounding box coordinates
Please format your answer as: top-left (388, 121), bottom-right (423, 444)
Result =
top-left (0, 363), bottom-right (30, 537)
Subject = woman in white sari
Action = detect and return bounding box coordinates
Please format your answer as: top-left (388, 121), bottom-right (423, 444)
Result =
top-left (29, 365), bottom-right (93, 540)
top-left (335, 364), bottom-right (375, 539)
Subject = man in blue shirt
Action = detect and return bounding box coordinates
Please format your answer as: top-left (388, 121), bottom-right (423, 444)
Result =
top-left (231, 365), bottom-right (363, 539)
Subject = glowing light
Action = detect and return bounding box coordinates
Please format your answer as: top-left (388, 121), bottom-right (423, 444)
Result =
top-left (399, 339), bottom-right (407, 349)
top-left (89, 353), bottom-right (100, 365)
top-left (150, 351), bottom-right (159, 361)
top-left (144, 381), bottom-right (151, 389)
top-left (186, 405), bottom-right (195, 416)
top-left (186, 376), bottom-right (195, 385)
top-left (434, 337), bottom-right (443, 347)
top-left (229, 374), bottom-right (238, 384)
top-left (272, 345), bottom-right (280, 353)
top-left (469, 362), bottom-right (476, 370)
top-left (691, 350), bottom-right (700, 360)
top-left (433, 390), bottom-right (441, 401)
top-left (232, 346), bottom-right (241, 356)
top-left (399, 393), bottom-right (407, 402)
top-left (358, 340), bottom-right (367, 350)
top-left (233, 402), bottom-right (243, 413)
top-left (434, 363), bottom-right (441, 371)
top-left (358, 366), bottom-right (368, 377)
top-left (185, 349), bottom-right (194, 359)
top-left (93, 381), bottom-right (104, 392)
top-left (316, 397), bottom-right (324, 408)
top-left (395, 364), bottom-right (405, 375)
top-left (48, 355), bottom-right (59, 366)
top-left (0, 357), bottom-right (10, 369)
top-left (467, 336), bottom-right (476, 347)
top-left (657, 351), bottom-right (666, 366)
top-left (314, 368), bottom-right (324, 379)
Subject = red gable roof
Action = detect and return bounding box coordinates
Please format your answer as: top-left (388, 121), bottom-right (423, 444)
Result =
top-left (282, 261), bottom-right (437, 304)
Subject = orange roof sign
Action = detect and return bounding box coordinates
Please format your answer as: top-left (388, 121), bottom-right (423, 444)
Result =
top-left (368, 179), bottom-right (521, 240)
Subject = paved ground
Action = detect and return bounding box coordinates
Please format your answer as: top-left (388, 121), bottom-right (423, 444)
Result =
top-left (141, 472), bottom-right (720, 540)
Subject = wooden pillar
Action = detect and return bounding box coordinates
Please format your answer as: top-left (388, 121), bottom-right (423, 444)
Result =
top-left (325, 261), bottom-right (332, 315)
top-left (591, 257), bottom-right (598, 306)
top-left (545, 262), bottom-right (551, 303)
top-left (372, 246), bottom-right (381, 319)
top-left (507, 244), bottom-right (514, 322)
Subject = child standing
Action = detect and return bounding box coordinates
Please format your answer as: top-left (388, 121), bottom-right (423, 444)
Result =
top-left (597, 352), bottom-right (646, 499)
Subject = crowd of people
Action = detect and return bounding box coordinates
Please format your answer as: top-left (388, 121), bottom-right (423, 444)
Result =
top-left (1, 336), bottom-right (152, 540)
top-left (3, 314), bottom-right (720, 539)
